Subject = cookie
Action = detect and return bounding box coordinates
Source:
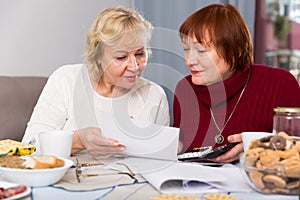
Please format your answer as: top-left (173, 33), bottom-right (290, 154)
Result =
top-left (202, 193), bottom-right (239, 200)
top-left (151, 194), bottom-right (199, 200)
top-left (279, 157), bottom-right (300, 178)
top-left (248, 170), bottom-right (265, 190)
top-left (244, 147), bottom-right (263, 166)
top-left (263, 174), bottom-right (286, 189)
top-left (259, 149), bottom-right (280, 165)
top-left (269, 135), bottom-right (286, 150)
top-left (276, 147), bottom-right (298, 159)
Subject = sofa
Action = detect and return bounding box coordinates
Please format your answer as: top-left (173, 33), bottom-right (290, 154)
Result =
top-left (0, 76), bottom-right (47, 141)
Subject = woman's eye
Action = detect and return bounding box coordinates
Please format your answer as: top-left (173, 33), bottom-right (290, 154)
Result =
top-left (183, 45), bottom-right (189, 50)
top-left (198, 50), bottom-right (207, 54)
top-left (116, 56), bottom-right (127, 60)
top-left (135, 51), bottom-right (145, 57)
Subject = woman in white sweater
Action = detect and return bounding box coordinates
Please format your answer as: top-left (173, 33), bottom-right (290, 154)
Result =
top-left (22, 7), bottom-right (170, 157)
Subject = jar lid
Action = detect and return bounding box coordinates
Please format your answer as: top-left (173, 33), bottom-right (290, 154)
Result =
top-left (274, 107), bottom-right (300, 113)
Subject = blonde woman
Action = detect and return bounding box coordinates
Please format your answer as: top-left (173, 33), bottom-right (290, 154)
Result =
top-left (23, 7), bottom-right (170, 157)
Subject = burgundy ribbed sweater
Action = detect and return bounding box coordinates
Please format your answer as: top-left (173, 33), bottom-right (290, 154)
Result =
top-left (173, 64), bottom-right (300, 152)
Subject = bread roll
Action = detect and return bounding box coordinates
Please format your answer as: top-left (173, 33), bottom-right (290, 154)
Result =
top-left (23, 155), bottom-right (65, 169)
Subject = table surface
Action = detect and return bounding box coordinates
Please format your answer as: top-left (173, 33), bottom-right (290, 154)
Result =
top-left (0, 153), bottom-right (298, 200)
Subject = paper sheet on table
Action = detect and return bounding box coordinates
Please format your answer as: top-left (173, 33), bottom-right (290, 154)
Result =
top-left (182, 164), bottom-right (253, 193)
top-left (98, 111), bottom-right (179, 161)
top-left (112, 158), bottom-right (253, 194)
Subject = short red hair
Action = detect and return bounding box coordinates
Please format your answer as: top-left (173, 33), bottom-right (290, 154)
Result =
top-left (179, 4), bottom-right (253, 72)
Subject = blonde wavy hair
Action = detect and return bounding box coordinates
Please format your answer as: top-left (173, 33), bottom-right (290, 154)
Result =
top-left (85, 7), bottom-right (153, 81)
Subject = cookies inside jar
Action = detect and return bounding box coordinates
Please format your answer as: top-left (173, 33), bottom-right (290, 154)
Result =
top-left (241, 132), bottom-right (300, 195)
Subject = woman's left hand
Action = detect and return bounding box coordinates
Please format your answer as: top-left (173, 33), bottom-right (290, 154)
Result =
top-left (214, 133), bottom-right (243, 163)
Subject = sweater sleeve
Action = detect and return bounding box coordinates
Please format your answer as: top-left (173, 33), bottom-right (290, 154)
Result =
top-left (276, 70), bottom-right (300, 106)
top-left (22, 67), bottom-right (71, 146)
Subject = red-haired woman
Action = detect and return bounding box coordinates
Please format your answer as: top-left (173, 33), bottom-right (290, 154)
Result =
top-left (174, 4), bottom-right (300, 163)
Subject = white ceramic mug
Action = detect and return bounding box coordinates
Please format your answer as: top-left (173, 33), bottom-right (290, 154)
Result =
top-left (241, 132), bottom-right (274, 151)
top-left (39, 130), bottom-right (74, 158)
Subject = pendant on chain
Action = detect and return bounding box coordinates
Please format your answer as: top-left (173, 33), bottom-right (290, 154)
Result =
top-left (215, 134), bottom-right (224, 144)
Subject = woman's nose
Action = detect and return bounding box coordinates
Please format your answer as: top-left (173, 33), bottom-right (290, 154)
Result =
top-left (127, 55), bottom-right (139, 71)
top-left (186, 50), bottom-right (199, 66)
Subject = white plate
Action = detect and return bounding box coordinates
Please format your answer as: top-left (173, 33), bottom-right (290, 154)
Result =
top-left (0, 181), bottom-right (31, 200)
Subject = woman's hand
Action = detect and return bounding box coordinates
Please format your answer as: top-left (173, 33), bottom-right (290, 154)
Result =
top-left (214, 133), bottom-right (244, 163)
top-left (72, 127), bottom-right (126, 157)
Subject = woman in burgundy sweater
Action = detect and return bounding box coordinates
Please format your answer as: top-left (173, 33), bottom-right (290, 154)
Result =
top-left (173, 4), bottom-right (300, 163)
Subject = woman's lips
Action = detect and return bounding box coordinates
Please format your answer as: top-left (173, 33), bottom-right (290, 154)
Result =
top-left (190, 70), bottom-right (201, 75)
top-left (124, 75), bottom-right (137, 82)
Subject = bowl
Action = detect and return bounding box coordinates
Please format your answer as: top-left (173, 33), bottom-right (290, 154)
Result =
top-left (240, 152), bottom-right (300, 195)
top-left (0, 157), bottom-right (73, 187)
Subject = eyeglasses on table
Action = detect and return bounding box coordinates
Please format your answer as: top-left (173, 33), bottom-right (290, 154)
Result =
top-left (75, 158), bottom-right (136, 183)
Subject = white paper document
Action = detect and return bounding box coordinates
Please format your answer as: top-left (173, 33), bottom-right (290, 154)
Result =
top-left (99, 112), bottom-right (179, 161)
top-left (109, 157), bottom-right (253, 194)
top-left (141, 162), bottom-right (253, 194)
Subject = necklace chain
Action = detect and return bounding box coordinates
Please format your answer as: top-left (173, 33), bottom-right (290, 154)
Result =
top-left (210, 71), bottom-right (250, 144)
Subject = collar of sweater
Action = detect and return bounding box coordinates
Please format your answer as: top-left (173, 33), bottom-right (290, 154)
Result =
top-left (189, 67), bottom-right (250, 108)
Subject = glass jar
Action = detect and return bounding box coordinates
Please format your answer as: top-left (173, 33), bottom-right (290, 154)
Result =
top-left (273, 107), bottom-right (300, 136)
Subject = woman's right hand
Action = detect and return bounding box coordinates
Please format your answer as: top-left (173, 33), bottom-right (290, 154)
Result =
top-left (72, 127), bottom-right (126, 157)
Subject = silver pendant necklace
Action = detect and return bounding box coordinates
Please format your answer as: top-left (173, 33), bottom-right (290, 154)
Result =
top-left (210, 71), bottom-right (250, 144)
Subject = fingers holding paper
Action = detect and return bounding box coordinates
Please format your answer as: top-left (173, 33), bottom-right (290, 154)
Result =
top-left (73, 127), bottom-right (126, 157)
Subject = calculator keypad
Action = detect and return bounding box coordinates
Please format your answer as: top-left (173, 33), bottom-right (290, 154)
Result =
top-left (177, 146), bottom-right (213, 161)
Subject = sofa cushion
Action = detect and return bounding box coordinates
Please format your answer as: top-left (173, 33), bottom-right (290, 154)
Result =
top-left (0, 76), bottom-right (47, 141)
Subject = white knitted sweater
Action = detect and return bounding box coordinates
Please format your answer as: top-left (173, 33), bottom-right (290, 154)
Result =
top-left (22, 64), bottom-right (170, 147)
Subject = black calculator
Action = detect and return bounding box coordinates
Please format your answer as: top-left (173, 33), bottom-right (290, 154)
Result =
top-left (177, 146), bottom-right (213, 161)
top-left (177, 143), bottom-right (238, 162)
